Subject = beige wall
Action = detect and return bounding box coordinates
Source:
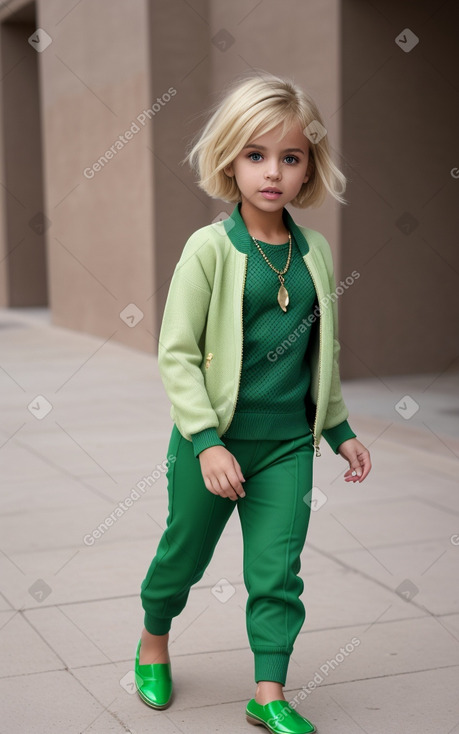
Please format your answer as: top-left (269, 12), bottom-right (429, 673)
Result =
top-left (0, 5), bottom-right (47, 307)
top-left (0, 0), bottom-right (457, 379)
top-left (147, 0), bottom-right (211, 344)
top-left (339, 1), bottom-right (459, 378)
top-left (39, 0), bottom-right (156, 350)
top-left (0, 0), bottom-right (157, 351)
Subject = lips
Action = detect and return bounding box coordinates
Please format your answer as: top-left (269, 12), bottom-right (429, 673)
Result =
top-left (261, 188), bottom-right (282, 193)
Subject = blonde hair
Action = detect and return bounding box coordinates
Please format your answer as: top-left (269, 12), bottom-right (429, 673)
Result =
top-left (183, 70), bottom-right (347, 208)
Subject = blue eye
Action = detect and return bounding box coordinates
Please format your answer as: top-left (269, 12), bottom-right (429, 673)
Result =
top-left (247, 152), bottom-right (299, 164)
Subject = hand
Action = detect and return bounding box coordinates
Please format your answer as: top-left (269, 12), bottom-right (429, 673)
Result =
top-left (338, 438), bottom-right (371, 483)
top-left (198, 445), bottom-right (246, 501)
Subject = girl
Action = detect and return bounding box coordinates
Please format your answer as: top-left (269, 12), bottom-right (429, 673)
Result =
top-left (134, 71), bottom-right (371, 734)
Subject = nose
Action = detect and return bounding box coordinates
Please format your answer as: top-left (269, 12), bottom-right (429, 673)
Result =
top-left (264, 158), bottom-right (281, 180)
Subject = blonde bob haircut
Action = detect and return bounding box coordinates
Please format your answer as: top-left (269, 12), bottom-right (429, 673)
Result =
top-left (183, 70), bottom-right (347, 208)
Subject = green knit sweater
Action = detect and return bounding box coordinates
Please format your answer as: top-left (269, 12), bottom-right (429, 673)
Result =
top-left (190, 204), bottom-right (356, 458)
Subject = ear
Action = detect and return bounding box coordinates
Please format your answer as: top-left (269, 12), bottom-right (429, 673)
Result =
top-left (224, 162), bottom-right (234, 177)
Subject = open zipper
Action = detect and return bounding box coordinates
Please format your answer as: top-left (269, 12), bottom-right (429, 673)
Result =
top-left (222, 255), bottom-right (248, 435)
top-left (303, 256), bottom-right (323, 458)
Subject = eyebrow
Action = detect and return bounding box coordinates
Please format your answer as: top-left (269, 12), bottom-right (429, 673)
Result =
top-left (242, 144), bottom-right (306, 155)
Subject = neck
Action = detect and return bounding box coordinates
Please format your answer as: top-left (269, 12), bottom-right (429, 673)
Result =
top-left (239, 200), bottom-right (289, 242)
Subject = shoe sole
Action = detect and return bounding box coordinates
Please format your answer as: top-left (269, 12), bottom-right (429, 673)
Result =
top-left (246, 713), bottom-right (266, 727)
top-left (135, 683), bottom-right (173, 710)
top-left (246, 712), bottom-right (317, 733)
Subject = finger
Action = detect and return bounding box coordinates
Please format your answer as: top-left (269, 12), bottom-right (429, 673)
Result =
top-left (226, 473), bottom-right (245, 499)
top-left (229, 471), bottom-right (246, 498)
top-left (231, 459), bottom-right (246, 494)
top-left (206, 464), bottom-right (239, 500)
top-left (207, 473), bottom-right (230, 499)
top-left (347, 459), bottom-right (363, 481)
top-left (222, 491), bottom-right (238, 501)
top-left (217, 473), bottom-right (239, 501)
top-left (350, 457), bottom-right (371, 483)
top-left (357, 455), bottom-right (372, 482)
top-left (204, 477), bottom-right (218, 495)
top-left (224, 458), bottom-right (246, 498)
top-left (345, 466), bottom-right (364, 482)
top-left (344, 473), bottom-right (359, 483)
top-left (232, 457), bottom-right (245, 483)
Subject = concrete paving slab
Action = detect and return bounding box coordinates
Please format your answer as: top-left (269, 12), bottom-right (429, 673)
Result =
top-left (298, 568), bottom-right (427, 630)
top-left (0, 597), bottom-right (13, 612)
top-left (0, 532), bottom-right (344, 610)
top-left (0, 501), bottom-right (164, 554)
top-left (21, 570), bottom-right (431, 672)
top-left (0, 437), bottom-right (71, 483)
top-left (0, 669), bottom-right (125, 734)
top-left (0, 474), bottom-right (117, 514)
top-left (285, 665), bottom-right (459, 734)
top-left (73, 657), bottom-right (255, 733)
top-left (0, 610), bottom-right (64, 677)
top-left (48, 466), bottom-right (175, 502)
top-left (316, 438), bottom-right (459, 493)
top-left (306, 495), bottom-right (456, 553)
top-left (1, 429), bottom-right (165, 482)
top-left (290, 615), bottom-right (459, 687)
top-left (330, 538), bottom-right (459, 615)
top-left (343, 371), bottom-right (459, 441)
top-left (0, 546), bottom-right (151, 610)
top-left (73, 647), bottom-right (260, 716)
top-left (72, 627), bottom-right (459, 733)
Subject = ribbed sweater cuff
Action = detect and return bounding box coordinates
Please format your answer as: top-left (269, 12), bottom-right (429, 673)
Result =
top-left (322, 419), bottom-right (356, 454)
top-left (191, 427), bottom-right (226, 458)
top-left (144, 612), bottom-right (171, 635)
top-left (254, 652), bottom-right (290, 685)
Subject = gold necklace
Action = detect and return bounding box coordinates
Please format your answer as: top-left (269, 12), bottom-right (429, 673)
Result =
top-left (250, 232), bottom-right (292, 312)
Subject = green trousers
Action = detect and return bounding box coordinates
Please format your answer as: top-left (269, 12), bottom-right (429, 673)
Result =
top-left (140, 423), bottom-right (315, 685)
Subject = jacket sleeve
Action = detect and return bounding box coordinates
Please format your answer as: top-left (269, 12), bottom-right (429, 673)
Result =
top-left (322, 419), bottom-right (356, 454)
top-left (318, 234), bottom-right (358, 453)
top-left (157, 234), bottom-right (223, 443)
top-left (191, 427), bottom-right (226, 458)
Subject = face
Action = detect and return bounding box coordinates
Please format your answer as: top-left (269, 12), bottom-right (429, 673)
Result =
top-left (223, 121), bottom-right (312, 213)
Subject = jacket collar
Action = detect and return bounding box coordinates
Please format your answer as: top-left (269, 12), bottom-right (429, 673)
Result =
top-left (223, 202), bottom-right (310, 256)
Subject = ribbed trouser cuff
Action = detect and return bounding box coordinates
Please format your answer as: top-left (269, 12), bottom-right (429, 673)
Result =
top-left (144, 612), bottom-right (172, 635)
top-left (254, 652), bottom-right (290, 685)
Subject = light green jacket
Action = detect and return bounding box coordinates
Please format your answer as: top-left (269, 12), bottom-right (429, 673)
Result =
top-left (157, 206), bottom-right (354, 457)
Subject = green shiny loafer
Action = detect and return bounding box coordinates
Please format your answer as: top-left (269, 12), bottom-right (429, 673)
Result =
top-left (246, 698), bottom-right (316, 734)
top-left (134, 638), bottom-right (173, 709)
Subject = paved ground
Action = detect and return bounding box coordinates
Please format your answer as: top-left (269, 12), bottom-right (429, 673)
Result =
top-left (1, 307), bottom-right (458, 734)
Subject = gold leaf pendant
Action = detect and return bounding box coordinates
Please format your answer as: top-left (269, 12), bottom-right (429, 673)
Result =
top-left (277, 276), bottom-right (289, 312)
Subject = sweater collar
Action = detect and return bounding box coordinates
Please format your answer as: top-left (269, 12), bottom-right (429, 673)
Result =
top-left (223, 201), bottom-right (310, 256)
